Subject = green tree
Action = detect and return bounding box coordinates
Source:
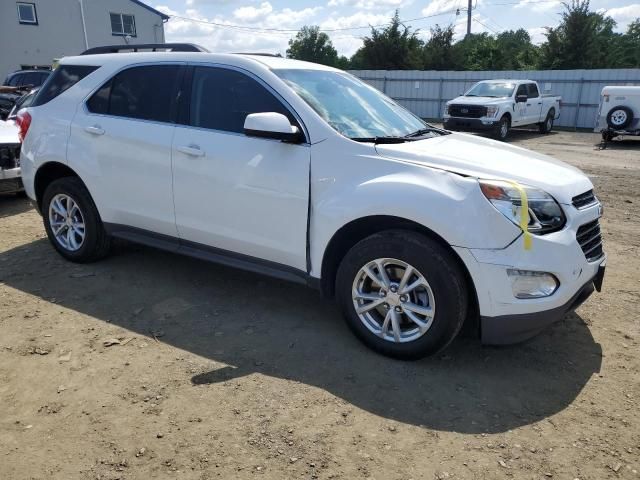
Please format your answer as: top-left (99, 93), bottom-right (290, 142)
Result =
top-left (539, 0), bottom-right (619, 69)
top-left (451, 33), bottom-right (498, 70)
top-left (423, 24), bottom-right (456, 70)
top-left (493, 29), bottom-right (540, 70)
top-left (350, 11), bottom-right (424, 70)
top-left (618, 18), bottom-right (640, 67)
top-left (286, 26), bottom-right (341, 67)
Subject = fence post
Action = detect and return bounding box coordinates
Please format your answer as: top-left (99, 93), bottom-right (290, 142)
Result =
top-left (574, 78), bottom-right (584, 130)
top-left (383, 73), bottom-right (388, 94)
top-left (437, 77), bottom-right (444, 119)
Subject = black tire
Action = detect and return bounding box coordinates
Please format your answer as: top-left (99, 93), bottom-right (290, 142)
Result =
top-left (494, 115), bottom-right (510, 141)
top-left (42, 177), bottom-right (111, 263)
top-left (539, 110), bottom-right (554, 133)
top-left (606, 105), bottom-right (633, 130)
top-left (336, 230), bottom-right (468, 360)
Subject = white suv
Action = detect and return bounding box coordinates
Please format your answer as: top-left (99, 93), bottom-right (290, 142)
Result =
top-left (18, 48), bottom-right (605, 359)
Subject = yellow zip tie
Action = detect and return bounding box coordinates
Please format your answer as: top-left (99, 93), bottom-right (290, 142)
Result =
top-left (506, 180), bottom-right (532, 251)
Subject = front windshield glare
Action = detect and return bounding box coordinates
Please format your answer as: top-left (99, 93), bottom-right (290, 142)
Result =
top-left (274, 69), bottom-right (427, 139)
top-left (466, 82), bottom-right (515, 97)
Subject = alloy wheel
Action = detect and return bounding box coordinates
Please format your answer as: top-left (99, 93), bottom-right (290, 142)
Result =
top-left (48, 193), bottom-right (86, 252)
top-left (352, 258), bottom-right (436, 343)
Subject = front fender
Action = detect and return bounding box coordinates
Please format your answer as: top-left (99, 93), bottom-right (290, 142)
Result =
top-left (309, 154), bottom-right (521, 277)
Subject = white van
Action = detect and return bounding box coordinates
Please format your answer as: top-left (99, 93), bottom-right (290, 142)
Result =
top-left (595, 86), bottom-right (640, 141)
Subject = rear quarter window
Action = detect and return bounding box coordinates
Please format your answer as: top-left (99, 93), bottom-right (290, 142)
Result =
top-left (32, 65), bottom-right (99, 107)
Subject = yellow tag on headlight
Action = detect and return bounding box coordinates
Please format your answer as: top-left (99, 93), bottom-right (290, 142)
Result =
top-left (506, 180), bottom-right (532, 251)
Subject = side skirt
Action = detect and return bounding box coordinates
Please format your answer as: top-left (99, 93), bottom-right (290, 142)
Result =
top-left (104, 223), bottom-right (320, 289)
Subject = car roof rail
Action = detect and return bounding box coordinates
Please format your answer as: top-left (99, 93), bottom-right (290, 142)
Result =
top-left (80, 43), bottom-right (209, 55)
top-left (234, 52), bottom-right (283, 57)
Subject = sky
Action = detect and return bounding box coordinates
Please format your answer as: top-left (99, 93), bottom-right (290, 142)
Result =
top-left (154, 0), bottom-right (640, 57)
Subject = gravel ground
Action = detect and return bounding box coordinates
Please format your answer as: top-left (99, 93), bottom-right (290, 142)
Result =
top-left (0, 129), bottom-right (638, 480)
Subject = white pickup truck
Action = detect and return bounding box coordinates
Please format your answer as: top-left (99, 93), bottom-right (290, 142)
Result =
top-left (444, 80), bottom-right (561, 140)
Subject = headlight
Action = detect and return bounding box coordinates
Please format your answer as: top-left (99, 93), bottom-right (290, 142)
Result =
top-left (486, 106), bottom-right (498, 117)
top-left (479, 180), bottom-right (566, 234)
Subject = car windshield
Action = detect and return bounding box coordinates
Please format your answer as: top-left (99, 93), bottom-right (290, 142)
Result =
top-left (274, 69), bottom-right (428, 139)
top-left (465, 82), bottom-right (515, 98)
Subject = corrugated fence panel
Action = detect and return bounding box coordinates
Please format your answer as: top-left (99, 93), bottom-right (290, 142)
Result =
top-left (349, 68), bottom-right (640, 129)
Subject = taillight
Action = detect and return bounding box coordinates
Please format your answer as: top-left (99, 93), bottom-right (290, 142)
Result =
top-left (16, 110), bottom-right (32, 143)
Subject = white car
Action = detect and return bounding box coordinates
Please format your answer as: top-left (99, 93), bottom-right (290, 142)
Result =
top-left (444, 80), bottom-right (562, 140)
top-left (0, 119), bottom-right (22, 194)
top-left (18, 48), bottom-right (605, 359)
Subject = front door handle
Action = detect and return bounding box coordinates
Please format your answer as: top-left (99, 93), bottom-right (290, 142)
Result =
top-left (85, 125), bottom-right (105, 135)
top-left (177, 144), bottom-right (205, 157)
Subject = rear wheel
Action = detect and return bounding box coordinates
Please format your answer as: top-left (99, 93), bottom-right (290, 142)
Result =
top-left (336, 230), bottom-right (468, 360)
top-left (539, 110), bottom-right (554, 133)
top-left (42, 177), bottom-right (111, 263)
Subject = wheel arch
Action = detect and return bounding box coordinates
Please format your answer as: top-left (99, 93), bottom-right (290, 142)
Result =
top-left (34, 162), bottom-right (84, 213)
top-left (319, 215), bottom-right (480, 335)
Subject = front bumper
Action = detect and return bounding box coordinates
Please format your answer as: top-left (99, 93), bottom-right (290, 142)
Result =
top-left (0, 167), bottom-right (23, 193)
top-left (443, 117), bottom-right (498, 132)
top-left (453, 200), bottom-right (605, 344)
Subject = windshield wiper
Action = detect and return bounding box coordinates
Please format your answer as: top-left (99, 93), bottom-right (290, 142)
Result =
top-left (404, 127), bottom-right (449, 138)
top-left (350, 136), bottom-right (412, 144)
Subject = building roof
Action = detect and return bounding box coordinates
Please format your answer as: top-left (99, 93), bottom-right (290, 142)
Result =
top-left (129, 0), bottom-right (170, 21)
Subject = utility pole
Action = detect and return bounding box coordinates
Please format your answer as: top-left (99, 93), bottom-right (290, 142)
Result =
top-left (466, 0), bottom-right (472, 37)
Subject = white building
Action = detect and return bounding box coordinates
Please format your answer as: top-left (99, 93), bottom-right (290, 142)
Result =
top-left (0, 0), bottom-right (168, 78)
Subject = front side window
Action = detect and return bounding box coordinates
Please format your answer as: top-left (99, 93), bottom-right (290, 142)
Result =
top-left (527, 83), bottom-right (539, 98)
top-left (189, 67), bottom-right (295, 134)
top-left (17, 2), bottom-right (37, 25)
top-left (275, 69), bottom-right (425, 139)
top-left (110, 13), bottom-right (136, 36)
top-left (87, 65), bottom-right (181, 123)
top-left (516, 84), bottom-right (528, 97)
top-left (465, 82), bottom-right (515, 98)
top-left (32, 65), bottom-right (98, 107)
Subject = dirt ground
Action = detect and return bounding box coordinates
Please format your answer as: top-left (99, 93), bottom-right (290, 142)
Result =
top-left (1, 129), bottom-right (638, 480)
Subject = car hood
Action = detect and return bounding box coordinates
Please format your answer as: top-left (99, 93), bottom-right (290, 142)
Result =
top-left (448, 95), bottom-right (509, 105)
top-left (375, 133), bottom-right (592, 205)
top-left (0, 120), bottom-right (19, 144)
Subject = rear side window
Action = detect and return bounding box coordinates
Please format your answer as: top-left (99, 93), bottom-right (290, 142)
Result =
top-left (189, 67), bottom-right (295, 133)
top-left (527, 83), bottom-right (539, 98)
top-left (87, 65), bottom-right (181, 123)
top-left (32, 65), bottom-right (98, 107)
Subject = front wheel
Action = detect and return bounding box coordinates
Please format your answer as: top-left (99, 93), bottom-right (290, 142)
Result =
top-left (336, 230), bottom-right (468, 360)
top-left (494, 116), bottom-right (510, 141)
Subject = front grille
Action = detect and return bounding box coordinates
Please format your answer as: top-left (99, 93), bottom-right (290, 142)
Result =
top-left (572, 190), bottom-right (597, 209)
top-left (0, 143), bottom-right (21, 170)
top-left (448, 104), bottom-right (487, 118)
top-left (576, 220), bottom-right (604, 262)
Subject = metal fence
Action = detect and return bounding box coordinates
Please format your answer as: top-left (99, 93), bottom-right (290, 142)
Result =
top-left (349, 68), bottom-right (640, 129)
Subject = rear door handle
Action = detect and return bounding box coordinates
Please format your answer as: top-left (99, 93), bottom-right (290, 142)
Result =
top-left (84, 125), bottom-right (105, 136)
top-left (177, 144), bottom-right (205, 157)
top-left (537, 102), bottom-right (542, 105)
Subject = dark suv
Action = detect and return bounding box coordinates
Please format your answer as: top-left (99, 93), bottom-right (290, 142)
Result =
top-left (1, 70), bottom-right (51, 120)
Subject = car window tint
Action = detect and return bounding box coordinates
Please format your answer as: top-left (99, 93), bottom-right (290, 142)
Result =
top-left (8, 75), bottom-right (22, 86)
top-left (105, 65), bottom-right (181, 122)
top-left (190, 67), bottom-right (294, 133)
top-left (527, 83), bottom-right (539, 98)
top-left (32, 65), bottom-right (98, 106)
top-left (516, 84), bottom-right (528, 97)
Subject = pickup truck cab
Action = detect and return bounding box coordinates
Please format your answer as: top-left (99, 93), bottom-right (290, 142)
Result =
top-left (18, 48), bottom-right (604, 359)
top-left (444, 80), bottom-right (561, 140)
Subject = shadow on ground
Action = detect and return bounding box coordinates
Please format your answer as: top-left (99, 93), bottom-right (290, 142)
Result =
top-left (597, 138), bottom-right (640, 151)
top-left (0, 194), bottom-right (32, 219)
top-left (0, 238), bottom-right (602, 434)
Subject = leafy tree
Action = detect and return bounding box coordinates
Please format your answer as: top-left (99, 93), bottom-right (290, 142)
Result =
top-left (539, 0), bottom-right (619, 69)
top-left (423, 24), bottom-right (456, 70)
top-left (351, 11), bottom-right (424, 70)
top-left (286, 26), bottom-right (342, 67)
top-left (618, 18), bottom-right (640, 67)
top-left (451, 33), bottom-right (498, 70)
top-left (493, 29), bottom-right (540, 70)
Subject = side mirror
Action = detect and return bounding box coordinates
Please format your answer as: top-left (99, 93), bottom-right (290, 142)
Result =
top-left (516, 94), bottom-right (528, 103)
top-left (244, 112), bottom-right (302, 143)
